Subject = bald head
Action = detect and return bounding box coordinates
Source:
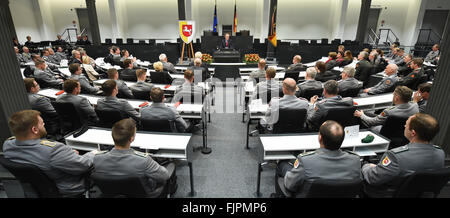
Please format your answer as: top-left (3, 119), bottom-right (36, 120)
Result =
top-left (319, 120), bottom-right (344, 150)
top-left (385, 64), bottom-right (398, 76)
top-left (282, 78), bottom-right (297, 95)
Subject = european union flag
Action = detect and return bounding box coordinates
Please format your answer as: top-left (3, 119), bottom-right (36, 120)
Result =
top-left (213, 3), bottom-right (217, 32)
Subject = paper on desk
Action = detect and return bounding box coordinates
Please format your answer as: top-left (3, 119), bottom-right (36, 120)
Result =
top-left (344, 125), bottom-right (359, 140)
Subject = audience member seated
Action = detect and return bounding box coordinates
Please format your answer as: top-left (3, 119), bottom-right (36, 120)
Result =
top-left (307, 80), bottom-right (354, 130)
top-left (21, 46), bottom-right (32, 63)
top-left (15, 46), bottom-right (25, 66)
top-left (42, 48), bottom-right (59, 65)
top-left (340, 50), bottom-right (353, 67)
top-left (354, 86), bottom-right (419, 132)
top-left (81, 35), bottom-right (91, 45)
top-left (104, 46), bottom-right (115, 65)
top-left (384, 43), bottom-right (398, 60)
top-left (360, 64), bottom-right (398, 96)
top-left (337, 45), bottom-right (345, 53)
top-left (314, 61), bottom-right (336, 82)
top-left (398, 58), bottom-right (424, 88)
top-left (151, 61), bottom-right (173, 84)
top-left (159, 53), bottom-right (177, 74)
top-left (33, 59), bottom-right (63, 89)
top-left (120, 49), bottom-right (137, 68)
top-left (112, 46), bottom-right (122, 64)
top-left (142, 87), bottom-right (188, 132)
top-left (173, 70), bottom-right (204, 104)
top-left (296, 67), bottom-right (322, 97)
top-left (56, 79), bottom-right (99, 123)
top-left (96, 79), bottom-right (140, 121)
top-left (354, 51), bottom-right (372, 88)
top-left (397, 54), bottom-right (413, 77)
top-left (259, 78), bottom-right (309, 132)
top-left (413, 83), bottom-right (431, 113)
top-left (285, 55), bottom-right (304, 73)
top-left (69, 50), bottom-right (82, 65)
top-left (362, 113), bottom-right (444, 198)
top-left (274, 120), bottom-right (361, 198)
top-left (337, 66), bottom-right (360, 93)
top-left (251, 67), bottom-right (282, 102)
top-left (48, 48), bottom-right (62, 64)
top-left (325, 52), bottom-right (338, 71)
top-left (91, 118), bottom-right (174, 198)
top-left (24, 35), bottom-right (33, 47)
top-left (424, 44), bottom-right (440, 62)
top-left (75, 35), bottom-right (83, 45)
top-left (107, 68), bottom-right (134, 99)
top-left (121, 59), bottom-right (137, 81)
top-left (55, 47), bottom-right (67, 61)
top-left (188, 58), bottom-right (210, 82)
top-left (82, 56), bottom-right (99, 81)
top-left (129, 69), bottom-right (154, 96)
top-left (54, 34), bottom-right (66, 45)
top-left (2, 110), bottom-right (97, 197)
top-left (249, 58), bottom-right (267, 80)
top-left (69, 63), bottom-right (99, 94)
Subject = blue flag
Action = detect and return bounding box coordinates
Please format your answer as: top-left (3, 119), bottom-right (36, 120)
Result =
top-left (213, 3), bottom-right (217, 32)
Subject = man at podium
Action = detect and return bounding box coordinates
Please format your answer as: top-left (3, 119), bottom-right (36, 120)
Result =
top-left (220, 33), bottom-right (234, 49)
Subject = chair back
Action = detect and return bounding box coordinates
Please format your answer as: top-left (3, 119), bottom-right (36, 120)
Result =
top-left (150, 71), bottom-right (173, 84)
top-left (95, 109), bottom-right (129, 128)
top-left (394, 167), bottom-right (450, 198)
top-left (380, 115), bottom-right (409, 149)
top-left (273, 108), bottom-right (307, 133)
top-left (304, 179), bottom-right (362, 198)
top-left (300, 88), bottom-right (323, 100)
top-left (141, 118), bottom-right (175, 132)
top-left (24, 66), bottom-right (35, 78)
top-left (119, 73), bottom-right (137, 82)
top-left (284, 71), bottom-right (301, 81)
top-left (339, 86), bottom-right (362, 98)
top-left (52, 101), bottom-right (84, 135)
top-left (131, 89), bottom-right (151, 101)
top-left (0, 155), bottom-right (60, 198)
top-left (90, 174), bottom-right (148, 198)
top-left (321, 106), bottom-right (358, 128)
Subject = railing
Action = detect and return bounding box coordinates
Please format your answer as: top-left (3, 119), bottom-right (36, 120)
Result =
top-left (59, 28), bottom-right (87, 44)
top-left (368, 28), bottom-right (380, 45)
top-left (417, 29), bottom-right (442, 45)
top-left (378, 28), bottom-right (399, 46)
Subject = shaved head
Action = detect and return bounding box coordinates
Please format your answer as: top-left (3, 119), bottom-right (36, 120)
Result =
top-left (282, 78), bottom-right (297, 95)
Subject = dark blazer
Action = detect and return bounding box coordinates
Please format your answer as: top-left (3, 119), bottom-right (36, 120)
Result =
top-left (220, 38), bottom-right (234, 49)
top-left (355, 59), bottom-right (373, 87)
top-left (120, 68), bottom-right (137, 81)
top-left (315, 71), bottom-right (337, 82)
top-left (325, 59), bottom-right (337, 71)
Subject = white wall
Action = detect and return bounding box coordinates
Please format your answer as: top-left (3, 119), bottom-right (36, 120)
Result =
top-left (9, 0), bottom-right (43, 43)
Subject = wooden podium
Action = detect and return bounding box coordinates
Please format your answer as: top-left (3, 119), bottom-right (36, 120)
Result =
top-left (180, 41), bottom-right (194, 64)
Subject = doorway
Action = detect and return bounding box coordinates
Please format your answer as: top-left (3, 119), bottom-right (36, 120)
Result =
top-left (365, 8), bottom-right (381, 44)
top-left (419, 9), bottom-right (449, 43)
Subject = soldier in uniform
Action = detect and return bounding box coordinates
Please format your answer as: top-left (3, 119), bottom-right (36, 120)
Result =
top-left (21, 46), bottom-right (33, 63)
top-left (251, 67), bottom-right (282, 103)
top-left (391, 48), bottom-right (405, 65)
top-left (307, 80), bottom-right (354, 130)
top-left (355, 51), bottom-right (373, 88)
top-left (360, 64), bottom-right (399, 96)
top-left (362, 113), bottom-right (445, 197)
top-left (97, 80), bottom-right (140, 121)
top-left (3, 110), bottom-right (97, 197)
top-left (259, 78), bottom-right (309, 131)
top-left (107, 68), bottom-right (134, 99)
top-left (249, 58), bottom-right (267, 80)
top-left (173, 70), bottom-right (204, 104)
top-left (120, 58), bottom-right (137, 81)
top-left (42, 48), bottom-right (60, 65)
top-left (424, 44), bottom-right (440, 62)
top-left (33, 59), bottom-right (64, 89)
top-left (337, 66), bottom-right (360, 93)
top-left (413, 83), bottom-right (431, 113)
top-left (14, 46), bottom-right (24, 65)
top-left (92, 118), bottom-right (175, 198)
top-left (296, 67), bottom-right (322, 97)
top-left (144, 87), bottom-right (188, 133)
top-left (69, 63), bottom-right (99, 94)
top-left (285, 55), bottom-right (304, 73)
top-left (354, 86), bottom-right (419, 132)
top-left (129, 69), bottom-right (154, 95)
top-left (55, 47), bottom-right (67, 61)
top-left (48, 48), bottom-right (62, 64)
top-left (274, 120), bottom-right (362, 197)
top-left (56, 79), bottom-right (99, 124)
top-left (398, 58), bottom-right (424, 88)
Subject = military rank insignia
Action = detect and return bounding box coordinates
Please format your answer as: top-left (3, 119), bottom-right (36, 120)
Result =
top-left (294, 159), bottom-right (299, 168)
top-left (382, 156), bottom-right (391, 166)
top-left (381, 111), bottom-right (386, 117)
top-left (411, 74), bottom-right (415, 78)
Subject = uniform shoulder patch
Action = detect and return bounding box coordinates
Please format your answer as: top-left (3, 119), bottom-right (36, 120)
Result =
top-left (433, 145), bottom-right (442, 150)
top-left (300, 151), bottom-right (315, 157)
top-left (382, 156), bottom-right (391, 166)
top-left (392, 145), bottom-right (409, 153)
top-left (133, 150), bottom-right (149, 158)
top-left (293, 159), bottom-right (300, 168)
top-left (386, 79), bottom-right (391, 85)
top-left (40, 140), bottom-right (57, 147)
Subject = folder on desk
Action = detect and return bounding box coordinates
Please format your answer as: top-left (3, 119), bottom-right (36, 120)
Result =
top-left (139, 102), bottom-right (149, 107)
top-left (164, 84), bottom-right (171, 89)
top-left (55, 90), bottom-right (64, 95)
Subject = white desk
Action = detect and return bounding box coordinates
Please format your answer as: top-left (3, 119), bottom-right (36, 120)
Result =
top-left (64, 127), bottom-right (195, 196)
top-left (136, 60), bottom-right (151, 67)
top-left (174, 66), bottom-right (215, 72)
top-left (353, 93), bottom-right (393, 110)
top-left (423, 61), bottom-right (437, 67)
top-left (239, 66), bottom-right (285, 73)
top-left (332, 60), bottom-right (358, 72)
top-left (94, 79), bottom-right (178, 93)
top-left (304, 57), bottom-right (328, 67)
top-left (241, 72), bottom-right (285, 81)
top-left (58, 68), bottom-right (71, 77)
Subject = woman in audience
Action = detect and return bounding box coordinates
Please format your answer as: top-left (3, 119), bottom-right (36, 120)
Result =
top-left (341, 50), bottom-right (353, 66)
top-left (315, 61), bottom-right (336, 82)
top-left (151, 61), bottom-right (173, 84)
top-left (82, 55), bottom-right (99, 81)
top-left (325, 52), bottom-right (338, 70)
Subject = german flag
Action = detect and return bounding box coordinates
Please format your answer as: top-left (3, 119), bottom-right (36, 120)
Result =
top-left (233, 1), bottom-right (237, 34)
top-left (268, 4), bottom-right (277, 47)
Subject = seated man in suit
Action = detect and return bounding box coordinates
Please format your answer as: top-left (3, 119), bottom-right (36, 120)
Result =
top-left (189, 58), bottom-right (210, 83)
top-left (3, 110), bottom-right (98, 197)
top-left (338, 66), bottom-right (360, 93)
top-left (120, 59), bottom-right (137, 81)
top-left (159, 53), bottom-right (177, 74)
top-left (274, 120), bottom-right (362, 197)
top-left (15, 46), bottom-right (24, 66)
top-left (397, 54), bottom-right (413, 77)
top-left (360, 64), bottom-right (398, 96)
top-left (424, 44), bottom-right (440, 62)
top-left (249, 58), bottom-right (267, 80)
top-left (56, 79), bottom-right (99, 124)
top-left (354, 86), bottom-right (419, 132)
top-left (173, 70), bottom-right (204, 104)
top-left (112, 46), bottom-right (122, 64)
top-left (285, 55), bottom-right (303, 73)
top-left (142, 87), bottom-right (188, 133)
top-left (413, 83), bottom-right (431, 113)
top-left (107, 68), bottom-right (134, 99)
top-left (220, 33), bottom-right (234, 49)
top-left (21, 46), bottom-right (32, 63)
top-left (354, 51), bottom-right (372, 88)
top-left (129, 69), bottom-right (154, 96)
top-left (251, 67), bottom-right (282, 103)
top-left (81, 35), bottom-right (91, 45)
top-left (104, 46), bottom-right (114, 65)
top-left (259, 78), bottom-right (309, 131)
top-left (92, 118), bottom-right (175, 198)
top-left (362, 113), bottom-right (444, 198)
top-left (398, 58), bottom-right (424, 88)
top-left (96, 79), bottom-right (140, 121)
top-left (307, 80), bottom-right (354, 130)
top-left (69, 63), bottom-right (99, 94)
top-left (75, 35), bottom-right (83, 45)
top-left (296, 67), bottom-right (322, 97)
top-left (33, 59), bottom-right (64, 89)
